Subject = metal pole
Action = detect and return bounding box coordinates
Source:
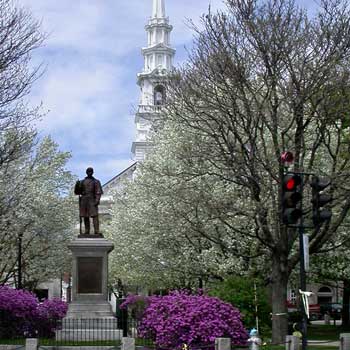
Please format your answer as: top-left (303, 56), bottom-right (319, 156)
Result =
top-left (17, 233), bottom-right (22, 289)
top-left (299, 175), bottom-right (307, 350)
top-left (254, 281), bottom-right (259, 333)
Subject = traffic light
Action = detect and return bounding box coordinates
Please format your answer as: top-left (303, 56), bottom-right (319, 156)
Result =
top-left (282, 173), bottom-right (303, 225)
top-left (310, 176), bottom-right (332, 226)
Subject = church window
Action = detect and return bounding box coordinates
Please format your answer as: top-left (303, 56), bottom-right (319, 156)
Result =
top-left (154, 85), bottom-right (166, 105)
top-left (156, 29), bottom-right (161, 42)
top-left (157, 54), bottom-right (163, 66)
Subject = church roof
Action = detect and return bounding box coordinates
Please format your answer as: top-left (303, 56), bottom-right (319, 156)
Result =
top-left (102, 162), bottom-right (137, 192)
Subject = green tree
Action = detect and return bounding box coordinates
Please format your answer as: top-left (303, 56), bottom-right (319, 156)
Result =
top-left (209, 276), bottom-right (271, 332)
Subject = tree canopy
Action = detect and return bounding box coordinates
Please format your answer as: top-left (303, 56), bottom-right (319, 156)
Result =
top-left (108, 0), bottom-right (350, 341)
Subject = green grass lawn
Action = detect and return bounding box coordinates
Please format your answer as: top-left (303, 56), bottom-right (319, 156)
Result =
top-left (0, 339), bottom-right (25, 345)
top-left (307, 324), bottom-right (350, 341)
top-left (260, 323), bottom-right (350, 341)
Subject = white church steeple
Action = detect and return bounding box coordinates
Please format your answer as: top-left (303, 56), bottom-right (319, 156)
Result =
top-left (152, 0), bottom-right (166, 18)
top-left (131, 0), bottom-right (176, 162)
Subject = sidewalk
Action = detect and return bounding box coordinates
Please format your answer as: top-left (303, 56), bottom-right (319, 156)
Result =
top-left (308, 340), bottom-right (340, 347)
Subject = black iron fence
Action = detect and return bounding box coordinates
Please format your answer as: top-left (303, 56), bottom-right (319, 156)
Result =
top-left (40, 318), bottom-right (122, 346)
top-left (0, 312), bottom-right (250, 349)
top-left (0, 309), bottom-right (156, 347)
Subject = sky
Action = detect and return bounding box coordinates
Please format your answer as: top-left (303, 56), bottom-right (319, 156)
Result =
top-left (17, 0), bottom-right (315, 184)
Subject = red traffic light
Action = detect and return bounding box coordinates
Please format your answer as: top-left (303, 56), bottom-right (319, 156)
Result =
top-left (283, 174), bottom-right (301, 191)
top-left (282, 173), bottom-right (303, 225)
top-left (286, 178), bottom-right (295, 190)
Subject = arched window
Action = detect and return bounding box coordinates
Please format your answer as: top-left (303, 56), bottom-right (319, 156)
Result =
top-left (154, 85), bottom-right (166, 105)
top-left (318, 286), bottom-right (332, 294)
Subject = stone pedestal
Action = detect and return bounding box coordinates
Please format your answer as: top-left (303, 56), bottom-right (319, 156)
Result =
top-left (57, 237), bottom-right (118, 341)
top-left (66, 237), bottom-right (114, 318)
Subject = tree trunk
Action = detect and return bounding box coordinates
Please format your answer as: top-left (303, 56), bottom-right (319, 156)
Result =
top-left (271, 255), bottom-right (289, 344)
top-left (342, 279), bottom-right (350, 327)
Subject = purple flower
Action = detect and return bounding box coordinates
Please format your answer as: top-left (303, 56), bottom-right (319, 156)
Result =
top-left (0, 286), bottom-right (67, 338)
top-left (126, 290), bottom-right (248, 349)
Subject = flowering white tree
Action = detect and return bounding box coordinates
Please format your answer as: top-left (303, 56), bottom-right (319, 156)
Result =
top-left (107, 126), bottom-right (255, 289)
top-left (0, 135), bottom-right (76, 288)
top-left (108, 0), bottom-right (350, 342)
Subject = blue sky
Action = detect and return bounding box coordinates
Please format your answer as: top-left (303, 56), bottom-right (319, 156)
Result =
top-left (18, 0), bottom-right (313, 184)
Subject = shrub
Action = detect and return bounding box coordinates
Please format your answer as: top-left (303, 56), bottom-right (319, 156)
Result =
top-left (125, 290), bottom-right (248, 349)
top-left (37, 298), bottom-right (68, 319)
top-left (0, 286), bottom-right (67, 338)
top-left (0, 286), bottom-right (39, 338)
top-left (209, 276), bottom-right (272, 332)
top-left (36, 299), bottom-right (68, 337)
top-left (120, 294), bottom-right (148, 320)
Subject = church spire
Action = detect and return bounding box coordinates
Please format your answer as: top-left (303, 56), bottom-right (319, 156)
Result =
top-left (131, 0), bottom-right (176, 162)
top-left (152, 0), bottom-right (166, 18)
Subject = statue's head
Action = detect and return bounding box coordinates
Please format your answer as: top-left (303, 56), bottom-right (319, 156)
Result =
top-left (86, 167), bottom-right (94, 177)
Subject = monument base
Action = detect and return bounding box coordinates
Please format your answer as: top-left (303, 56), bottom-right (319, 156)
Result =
top-left (68, 237), bottom-right (114, 303)
top-left (56, 317), bottom-right (122, 341)
top-left (57, 237), bottom-right (118, 341)
top-left (65, 301), bottom-right (114, 318)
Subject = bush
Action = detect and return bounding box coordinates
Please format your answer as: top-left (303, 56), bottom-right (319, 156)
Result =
top-left (0, 286), bottom-right (67, 338)
top-left (36, 299), bottom-right (68, 337)
top-left (0, 286), bottom-right (39, 337)
top-left (209, 276), bottom-right (272, 332)
top-left (124, 290), bottom-right (248, 349)
top-left (120, 294), bottom-right (148, 320)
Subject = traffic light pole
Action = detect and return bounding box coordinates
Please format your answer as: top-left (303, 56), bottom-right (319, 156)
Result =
top-left (298, 175), bottom-right (307, 350)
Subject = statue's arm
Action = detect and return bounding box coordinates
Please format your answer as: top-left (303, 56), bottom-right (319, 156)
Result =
top-left (74, 180), bottom-right (82, 195)
top-left (95, 180), bottom-right (103, 205)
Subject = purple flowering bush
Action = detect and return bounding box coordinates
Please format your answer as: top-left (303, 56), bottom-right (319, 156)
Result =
top-left (36, 299), bottom-right (68, 337)
top-left (0, 286), bottom-right (39, 338)
top-left (120, 294), bottom-right (149, 320)
top-left (37, 298), bottom-right (68, 319)
top-left (125, 290), bottom-right (248, 349)
top-left (0, 286), bottom-right (39, 318)
top-left (0, 286), bottom-right (67, 338)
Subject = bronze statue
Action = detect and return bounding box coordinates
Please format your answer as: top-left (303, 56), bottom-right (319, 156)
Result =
top-left (74, 167), bottom-right (103, 235)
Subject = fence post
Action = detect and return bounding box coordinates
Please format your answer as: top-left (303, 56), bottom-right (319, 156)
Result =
top-left (285, 335), bottom-right (300, 350)
top-left (122, 337), bottom-right (135, 350)
top-left (25, 339), bottom-right (38, 350)
top-left (340, 333), bottom-right (350, 350)
top-left (324, 313), bottom-right (330, 325)
top-left (215, 338), bottom-right (231, 350)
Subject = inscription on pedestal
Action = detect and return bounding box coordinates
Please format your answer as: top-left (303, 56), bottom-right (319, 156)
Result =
top-left (77, 257), bottom-right (102, 293)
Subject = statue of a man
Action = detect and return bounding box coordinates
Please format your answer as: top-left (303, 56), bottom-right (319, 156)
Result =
top-left (74, 167), bottom-right (103, 235)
